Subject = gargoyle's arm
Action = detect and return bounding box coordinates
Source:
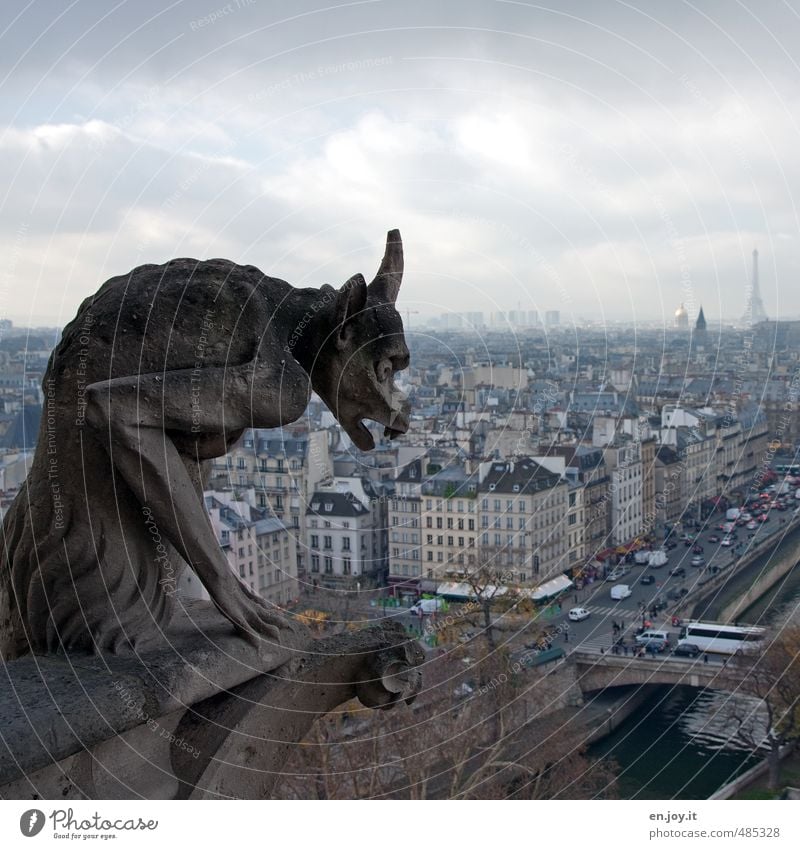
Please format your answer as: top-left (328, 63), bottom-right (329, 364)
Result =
top-left (84, 357), bottom-right (305, 647)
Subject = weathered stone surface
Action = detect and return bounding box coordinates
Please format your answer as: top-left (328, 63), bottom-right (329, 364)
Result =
top-left (0, 610), bottom-right (423, 799)
top-left (0, 230), bottom-right (409, 658)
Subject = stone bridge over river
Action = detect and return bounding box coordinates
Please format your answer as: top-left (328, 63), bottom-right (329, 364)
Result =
top-left (570, 649), bottom-right (752, 694)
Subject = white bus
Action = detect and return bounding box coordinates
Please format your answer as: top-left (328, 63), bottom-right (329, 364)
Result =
top-left (678, 621), bottom-right (766, 655)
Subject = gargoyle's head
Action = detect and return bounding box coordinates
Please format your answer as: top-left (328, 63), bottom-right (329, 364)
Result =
top-left (311, 229), bottom-right (411, 451)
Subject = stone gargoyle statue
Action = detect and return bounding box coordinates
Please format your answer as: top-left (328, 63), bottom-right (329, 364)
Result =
top-left (0, 230), bottom-right (411, 659)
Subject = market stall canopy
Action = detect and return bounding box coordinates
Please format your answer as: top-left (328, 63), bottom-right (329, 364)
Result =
top-left (530, 574), bottom-right (573, 601)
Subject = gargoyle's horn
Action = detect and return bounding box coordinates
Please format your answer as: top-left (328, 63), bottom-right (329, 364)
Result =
top-left (368, 229), bottom-right (403, 303)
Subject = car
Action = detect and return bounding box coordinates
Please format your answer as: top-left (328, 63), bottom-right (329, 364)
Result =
top-left (667, 587), bottom-right (689, 601)
top-left (673, 642), bottom-right (701, 658)
top-left (635, 629), bottom-right (670, 651)
top-left (720, 536), bottom-right (733, 546)
top-left (568, 607), bottom-right (590, 622)
top-left (746, 520), bottom-right (757, 530)
top-left (665, 540), bottom-right (678, 550)
top-left (669, 566), bottom-right (686, 577)
top-left (606, 567), bottom-right (627, 581)
top-left (758, 513), bottom-right (769, 522)
top-left (691, 555), bottom-right (705, 566)
top-left (639, 574), bottom-right (656, 585)
top-left (692, 544), bottom-right (704, 554)
top-left (709, 534), bottom-right (720, 543)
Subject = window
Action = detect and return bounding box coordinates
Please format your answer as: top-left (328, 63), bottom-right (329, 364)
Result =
top-left (494, 499), bottom-right (501, 511)
top-left (238, 547), bottom-right (244, 557)
top-left (324, 557), bottom-right (333, 574)
top-left (436, 517), bottom-right (443, 529)
top-left (426, 517), bottom-right (432, 528)
top-left (311, 555), bottom-right (319, 573)
top-left (342, 537), bottom-right (351, 551)
top-left (323, 536), bottom-right (332, 549)
top-left (427, 551), bottom-right (433, 561)
top-left (310, 535), bottom-right (319, 548)
top-left (457, 518), bottom-right (464, 530)
top-left (343, 558), bottom-right (351, 575)
top-left (468, 519), bottom-right (475, 530)
top-left (447, 535), bottom-right (453, 546)
top-left (568, 514), bottom-right (577, 525)
top-left (238, 565), bottom-right (245, 577)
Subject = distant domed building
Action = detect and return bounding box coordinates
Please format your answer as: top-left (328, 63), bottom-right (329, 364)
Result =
top-left (674, 302), bottom-right (689, 329)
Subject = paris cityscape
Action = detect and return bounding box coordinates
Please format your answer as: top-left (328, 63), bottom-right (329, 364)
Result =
top-left (1, 0), bottom-right (800, 834)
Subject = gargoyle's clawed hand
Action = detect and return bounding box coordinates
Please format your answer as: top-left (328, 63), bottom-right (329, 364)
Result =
top-left (217, 583), bottom-right (306, 648)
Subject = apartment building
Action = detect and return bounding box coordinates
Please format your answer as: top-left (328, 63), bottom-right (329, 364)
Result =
top-left (419, 464), bottom-right (479, 590)
top-left (208, 427), bottom-right (332, 576)
top-left (602, 440), bottom-right (644, 545)
top-left (478, 457), bottom-right (569, 585)
top-left (203, 490), bottom-right (299, 607)
top-left (387, 457), bottom-right (423, 595)
top-left (306, 477), bottom-right (387, 590)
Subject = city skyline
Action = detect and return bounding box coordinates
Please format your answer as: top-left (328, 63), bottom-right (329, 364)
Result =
top-left (3, 2), bottom-right (800, 326)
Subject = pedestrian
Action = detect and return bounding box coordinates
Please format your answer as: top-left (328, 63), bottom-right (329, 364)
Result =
top-left (564, 631), bottom-right (569, 643)
top-left (600, 646), bottom-right (605, 654)
top-left (624, 644), bottom-right (629, 656)
top-left (574, 593), bottom-right (578, 603)
top-left (703, 653), bottom-right (709, 664)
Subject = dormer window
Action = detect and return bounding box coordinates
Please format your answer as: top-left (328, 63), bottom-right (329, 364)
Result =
top-left (512, 484), bottom-right (520, 492)
top-left (311, 502), bottom-right (320, 511)
top-left (324, 503), bottom-right (333, 512)
top-left (489, 483), bottom-right (496, 491)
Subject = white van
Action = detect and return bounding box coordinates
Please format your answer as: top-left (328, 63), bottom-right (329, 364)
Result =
top-left (635, 630), bottom-right (670, 652)
top-left (610, 584), bottom-right (632, 601)
top-left (409, 598), bottom-right (445, 616)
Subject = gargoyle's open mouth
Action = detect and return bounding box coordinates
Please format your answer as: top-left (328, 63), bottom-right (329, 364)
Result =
top-left (348, 416), bottom-right (408, 452)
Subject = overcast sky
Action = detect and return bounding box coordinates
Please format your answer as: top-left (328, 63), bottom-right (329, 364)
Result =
top-left (2, 0), bottom-right (799, 327)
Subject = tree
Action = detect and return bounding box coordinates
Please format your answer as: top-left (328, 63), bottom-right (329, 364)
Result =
top-left (723, 626), bottom-right (800, 790)
top-left (277, 645), bottom-right (618, 799)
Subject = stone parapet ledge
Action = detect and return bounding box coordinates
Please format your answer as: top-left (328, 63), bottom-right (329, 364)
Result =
top-left (0, 601), bottom-right (423, 800)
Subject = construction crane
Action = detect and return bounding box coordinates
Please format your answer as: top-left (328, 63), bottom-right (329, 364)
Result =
top-left (404, 309), bottom-right (420, 329)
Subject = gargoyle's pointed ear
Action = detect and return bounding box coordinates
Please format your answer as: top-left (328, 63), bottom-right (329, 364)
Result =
top-left (368, 229), bottom-right (403, 304)
top-left (334, 273), bottom-right (367, 349)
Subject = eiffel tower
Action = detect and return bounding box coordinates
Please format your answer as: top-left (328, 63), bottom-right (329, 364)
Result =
top-left (741, 248), bottom-right (768, 324)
